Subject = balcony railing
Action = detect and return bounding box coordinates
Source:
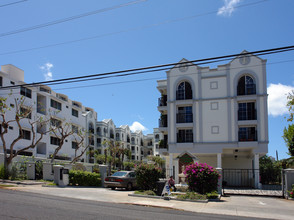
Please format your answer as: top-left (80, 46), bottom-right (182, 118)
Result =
top-left (159, 115), bottom-right (167, 127)
top-left (238, 130), bottom-right (257, 142)
top-left (158, 95), bottom-right (167, 107)
top-left (238, 110), bottom-right (257, 121)
top-left (176, 113), bottom-right (193, 123)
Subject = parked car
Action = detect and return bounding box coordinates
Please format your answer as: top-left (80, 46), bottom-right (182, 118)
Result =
top-left (104, 171), bottom-right (136, 190)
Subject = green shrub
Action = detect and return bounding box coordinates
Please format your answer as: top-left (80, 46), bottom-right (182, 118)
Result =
top-left (135, 163), bottom-right (162, 191)
top-left (69, 170), bottom-right (101, 187)
top-left (0, 165), bottom-right (6, 179)
top-left (176, 191), bottom-right (207, 200)
top-left (123, 161), bottom-right (135, 171)
top-left (206, 191), bottom-right (219, 199)
top-left (134, 190), bottom-right (156, 196)
top-left (184, 162), bottom-right (220, 194)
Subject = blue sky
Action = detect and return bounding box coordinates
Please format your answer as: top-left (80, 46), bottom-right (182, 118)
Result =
top-left (0, 0), bottom-right (294, 159)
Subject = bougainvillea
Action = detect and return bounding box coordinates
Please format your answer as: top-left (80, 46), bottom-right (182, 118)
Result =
top-left (184, 162), bottom-right (220, 194)
top-left (135, 163), bottom-right (162, 191)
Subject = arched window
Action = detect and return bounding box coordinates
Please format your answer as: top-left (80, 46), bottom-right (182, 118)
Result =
top-left (176, 81), bottom-right (192, 100)
top-left (88, 122), bottom-right (94, 134)
top-left (116, 133), bottom-right (120, 140)
top-left (237, 75), bottom-right (256, 95)
top-left (155, 134), bottom-right (159, 140)
top-left (97, 127), bottom-right (101, 134)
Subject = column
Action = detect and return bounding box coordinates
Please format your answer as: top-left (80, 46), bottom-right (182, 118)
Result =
top-left (217, 153), bottom-right (222, 168)
top-left (254, 153), bottom-right (261, 189)
top-left (169, 153), bottom-right (173, 178)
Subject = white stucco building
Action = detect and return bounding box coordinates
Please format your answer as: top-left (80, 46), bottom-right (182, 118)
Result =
top-left (0, 64), bottom-right (97, 162)
top-left (157, 51), bottom-right (269, 187)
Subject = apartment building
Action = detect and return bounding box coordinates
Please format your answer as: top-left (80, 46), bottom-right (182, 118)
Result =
top-left (157, 51), bottom-right (269, 187)
top-left (0, 64), bottom-right (97, 162)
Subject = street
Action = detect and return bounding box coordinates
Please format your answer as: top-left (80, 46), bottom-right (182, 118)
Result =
top-left (0, 189), bottom-right (267, 220)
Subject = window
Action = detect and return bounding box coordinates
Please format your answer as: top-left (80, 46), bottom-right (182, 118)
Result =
top-left (72, 108), bottom-right (78, 117)
top-left (177, 129), bottom-right (193, 143)
top-left (20, 107), bottom-right (31, 119)
top-left (237, 75), bottom-right (256, 95)
top-left (72, 125), bottom-right (78, 133)
top-left (72, 141), bottom-right (78, 149)
top-left (177, 106), bottom-right (193, 123)
top-left (176, 81), bottom-right (192, 100)
top-left (238, 127), bottom-right (257, 141)
top-left (116, 133), bottom-right (120, 141)
top-left (20, 129), bottom-right (31, 140)
top-left (0, 76), bottom-right (2, 87)
top-left (51, 118), bottom-right (62, 128)
top-left (40, 87), bottom-right (51, 94)
top-left (51, 136), bottom-right (61, 146)
top-left (20, 87), bottom-right (32, 98)
top-left (238, 102), bottom-right (256, 120)
top-left (51, 99), bottom-right (62, 110)
top-left (97, 127), bottom-right (101, 135)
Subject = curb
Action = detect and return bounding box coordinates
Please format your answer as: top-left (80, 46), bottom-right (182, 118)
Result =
top-left (128, 193), bottom-right (212, 203)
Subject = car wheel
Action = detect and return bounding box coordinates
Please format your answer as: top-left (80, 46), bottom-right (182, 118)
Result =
top-left (111, 187), bottom-right (115, 190)
top-left (126, 183), bottom-right (133, 191)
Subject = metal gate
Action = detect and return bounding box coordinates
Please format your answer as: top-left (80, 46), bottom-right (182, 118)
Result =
top-left (222, 169), bottom-right (284, 197)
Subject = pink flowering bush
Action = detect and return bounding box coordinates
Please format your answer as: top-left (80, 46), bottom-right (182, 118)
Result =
top-left (184, 162), bottom-right (220, 194)
top-left (135, 163), bottom-right (162, 191)
top-left (289, 184), bottom-right (294, 198)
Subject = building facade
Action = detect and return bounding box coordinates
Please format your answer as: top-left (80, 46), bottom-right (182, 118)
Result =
top-left (0, 64), bottom-right (97, 162)
top-left (157, 51), bottom-right (269, 187)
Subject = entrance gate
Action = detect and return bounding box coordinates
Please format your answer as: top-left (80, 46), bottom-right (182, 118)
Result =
top-left (222, 169), bottom-right (284, 197)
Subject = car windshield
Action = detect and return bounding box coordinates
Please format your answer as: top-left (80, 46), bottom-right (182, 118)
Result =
top-left (111, 171), bottom-right (128, 177)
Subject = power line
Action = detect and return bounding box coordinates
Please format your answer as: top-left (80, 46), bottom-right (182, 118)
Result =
top-left (0, 0), bottom-right (268, 56)
top-left (0, 0), bottom-right (147, 38)
top-left (0, 0), bottom-right (27, 8)
top-left (1, 45), bottom-right (294, 91)
top-left (2, 57), bottom-right (294, 97)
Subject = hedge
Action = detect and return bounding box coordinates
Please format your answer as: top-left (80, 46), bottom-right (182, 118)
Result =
top-left (69, 170), bottom-right (101, 187)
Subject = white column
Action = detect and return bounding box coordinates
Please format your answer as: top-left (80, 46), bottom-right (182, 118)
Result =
top-left (254, 153), bottom-right (261, 189)
top-left (169, 153), bottom-right (173, 178)
top-left (217, 153), bottom-right (222, 168)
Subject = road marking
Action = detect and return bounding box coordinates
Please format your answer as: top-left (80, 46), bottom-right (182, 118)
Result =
top-left (259, 201), bottom-right (266, 205)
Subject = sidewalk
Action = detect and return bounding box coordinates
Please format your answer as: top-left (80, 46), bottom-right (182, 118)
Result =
top-left (1, 180), bottom-right (294, 220)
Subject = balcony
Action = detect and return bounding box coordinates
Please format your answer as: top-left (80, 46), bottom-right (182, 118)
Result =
top-left (158, 95), bottom-right (167, 107)
top-left (159, 115), bottom-right (168, 127)
top-left (176, 113), bottom-right (193, 123)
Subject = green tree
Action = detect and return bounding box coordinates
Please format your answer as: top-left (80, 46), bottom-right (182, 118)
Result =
top-left (283, 91), bottom-right (294, 156)
top-left (259, 155), bottom-right (281, 184)
top-left (283, 125), bottom-right (294, 156)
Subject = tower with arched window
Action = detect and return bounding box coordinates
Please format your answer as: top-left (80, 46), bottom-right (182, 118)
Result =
top-left (157, 52), bottom-right (268, 188)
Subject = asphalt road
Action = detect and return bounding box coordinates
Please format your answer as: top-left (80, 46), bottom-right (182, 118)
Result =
top-left (0, 189), bottom-right (269, 220)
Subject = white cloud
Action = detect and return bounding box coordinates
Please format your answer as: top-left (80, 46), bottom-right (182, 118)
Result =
top-left (130, 121), bottom-right (148, 132)
top-left (217, 0), bottom-right (241, 16)
top-left (40, 62), bottom-right (54, 81)
top-left (268, 83), bottom-right (294, 117)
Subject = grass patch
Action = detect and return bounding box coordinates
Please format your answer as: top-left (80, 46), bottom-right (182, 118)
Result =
top-left (134, 190), bottom-right (157, 196)
top-left (0, 184), bottom-right (17, 187)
